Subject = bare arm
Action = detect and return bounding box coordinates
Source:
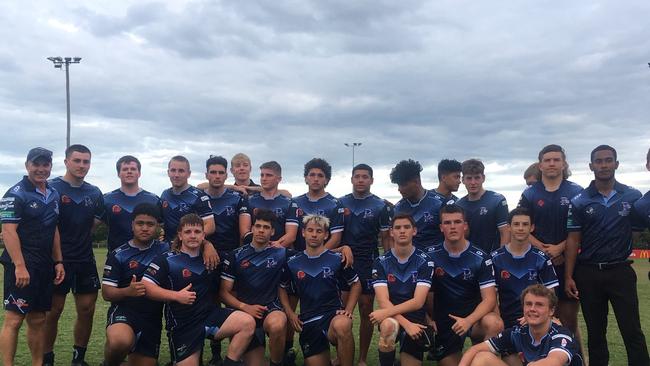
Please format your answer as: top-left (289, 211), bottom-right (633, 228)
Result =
top-left (458, 342), bottom-right (493, 366)
top-left (142, 279), bottom-right (195, 304)
top-left (528, 351), bottom-right (570, 366)
top-left (2, 223), bottom-right (30, 288)
top-left (238, 214), bottom-right (251, 243)
top-left (380, 230), bottom-right (391, 252)
top-left (272, 224), bottom-right (297, 248)
top-left (325, 231), bottom-right (342, 250)
top-left (564, 231), bottom-right (581, 299)
top-left (52, 227), bottom-right (65, 285)
top-left (101, 276), bottom-right (145, 302)
top-left (343, 280), bottom-right (361, 314)
top-left (466, 286), bottom-right (497, 326)
top-left (498, 225), bottom-right (510, 246)
top-left (373, 286), bottom-right (419, 329)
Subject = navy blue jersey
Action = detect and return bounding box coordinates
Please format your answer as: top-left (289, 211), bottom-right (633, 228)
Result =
top-left (393, 190), bottom-right (443, 249)
top-left (567, 181), bottom-right (642, 263)
top-left (457, 190), bottom-right (509, 253)
top-left (426, 243), bottom-right (495, 321)
top-left (205, 189), bottom-right (249, 251)
top-left (144, 251), bottom-right (218, 332)
top-left (102, 189), bottom-right (161, 251)
top-left (247, 193), bottom-right (299, 241)
top-left (633, 190), bottom-right (650, 229)
top-left (491, 246), bottom-right (558, 326)
top-left (339, 193), bottom-right (391, 261)
top-left (518, 180), bottom-right (583, 245)
top-left (0, 176), bottom-right (59, 265)
top-left (161, 186), bottom-right (213, 242)
top-left (102, 240), bottom-right (169, 319)
top-left (221, 244), bottom-right (292, 306)
top-left (49, 177), bottom-right (104, 262)
top-left (371, 248), bottom-right (433, 323)
top-left (488, 323), bottom-right (582, 365)
top-left (281, 250), bottom-right (358, 321)
top-left (293, 193), bottom-right (345, 251)
top-left (431, 189), bottom-right (459, 206)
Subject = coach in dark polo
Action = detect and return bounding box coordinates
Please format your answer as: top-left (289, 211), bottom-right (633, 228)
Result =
top-left (0, 147), bottom-right (65, 366)
top-left (564, 145), bottom-right (649, 366)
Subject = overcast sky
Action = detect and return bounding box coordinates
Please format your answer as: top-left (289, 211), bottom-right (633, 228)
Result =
top-left (1, 0), bottom-right (649, 205)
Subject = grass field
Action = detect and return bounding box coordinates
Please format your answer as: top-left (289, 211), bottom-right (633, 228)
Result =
top-left (1, 250), bottom-right (649, 365)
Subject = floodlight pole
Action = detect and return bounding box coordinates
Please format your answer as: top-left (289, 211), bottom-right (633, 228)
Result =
top-left (47, 57), bottom-right (82, 149)
top-left (344, 142), bottom-right (362, 169)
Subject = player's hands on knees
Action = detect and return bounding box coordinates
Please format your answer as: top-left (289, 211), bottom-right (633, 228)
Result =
top-left (564, 278), bottom-right (579, 300)
top-left (242, 304), bottom-right (268, 319)
top-left (287, 311), bottom-right (303, 332)
top-left (14, 264), bottom-right (30, 288)
top-left (336, 309), bottom-right (353, 319)
top-left (404, 321), bottom-right (426, 340)
top-left (127, 275), bottom-right (146, 297)
top-left (369, 308), bottom-right (391, 324)
top-left (53, 263), bottom-right (65, 285)
top-left (176, 283), bottom-right (196, 304)
top-left (449, 314), bottom-right (471, 336)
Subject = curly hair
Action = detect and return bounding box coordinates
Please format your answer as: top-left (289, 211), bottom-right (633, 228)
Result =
top-left (390, 159), bottom-right (422, 185)
top-left (304, 158), bottom-right (332, 181)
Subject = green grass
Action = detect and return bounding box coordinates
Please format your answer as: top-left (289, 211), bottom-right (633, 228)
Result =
top-left (1, 250), bottom-right (649, 365)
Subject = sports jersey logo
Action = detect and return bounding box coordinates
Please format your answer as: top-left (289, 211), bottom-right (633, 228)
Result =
top-left (371, 269), bottom-right (378, 279)
top-left (29, 201), bottom-right (39, 209)
top-left (561, 338), bottom-right (567, 347)
top-left (225, 206), bottom-right (235, 216)
top-left (434, 267), bottom-right (445, 277)
top-left (83, 196), bottom-right (94, 207)
top-left (266, 258), bottom-right (277, 268)
top-left (462, 268), bottom-right (473, 280)
top-left (61, 195), bottom-right (71, 204)
top-left (322, 267), bottom-right (333, 278)
top-left (479, 207), bottom-right (488, 215)
top-left (146, 267), bottom-right (157, 276)
top-left (240, 260), bottom-right (251, 269)
top-left (501, 270), bottom-right (510, 279)
top-left (112, 205), bottom-right (122, 214)
top-left (274, 208), bottom-right (285, 218)
top-left (585, 206), bottom-right (595, 215)
top-left (162, 201), bottom-right (169, 208)
top-left (618, 202), bottom-right (631, 216)
top-left (296, 208), bottom-right (304, 217)
top-left (103, 265), bottom-right (112, 277)
top-left (560, 196), bottom-right (570, 206)
top-left (363, 208), bottom-right (374, 219)
top-left (411, 271), bottom-right (418, 283)
top-left (4, 296), bottom-right (29, 313)
top-left (537, 199), bottom-right (544, 207)
top-left (387, 273), bottom-right (396, 283)
top-left (182, 268), bottom-right (192, 278)
top-left (317, 209), bottom-right (325, 216)
top-left (297, 270), bottom-right (306, 280)
top-left (423, 212), bottom-right (434, 223)
top-left (528, 269), bottom-right (537, 280)
top-left (128, 260), bottom-right (139, 269)
top-left (343, 208), bottom-right (351, 216)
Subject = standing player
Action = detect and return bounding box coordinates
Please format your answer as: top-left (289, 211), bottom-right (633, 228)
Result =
top-left (220, 210), bottom-right (289, 366)
top-left (459, 285), bottom-right (583, 366)
top-left (369, 214), bottom-right (434, 366)
top-left (0, 147), bottom-right (65, 366)
top-left (143, 214), bottom-right (256, 366)
top-left (390, 159), bottom-right (443, 249)
top-left (44, 144), bottom-right (105, 366)
top-left (565, 145), bottom-right (649, 366)
top-left (426, 204), bottom-right (502, 366)
top-left (456, 159), bottom-right (510, 253)
top-left (339, 163), bottom-right (392, 366)
top-left (431, 159), bottom-right (462, 205)
top-left (103, 155), bottom-right (161, 251)
top-left (101, 203), bottom-right (170, 366)
top-left (517, 144), bottom-right (583, 350)
top-left (279, 215), bottom-right (361, 366)
top-left (523, 162), bottom-right (541, 186)
top-left (633, 147), bottom-right (650, 281)
top-left (161, 155), bottom-right (215, 241)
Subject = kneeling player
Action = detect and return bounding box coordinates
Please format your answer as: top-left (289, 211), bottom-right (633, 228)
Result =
top-left (279, 214), bottom-right (361, 366)
top-left (143, 214), bottom-right (255, 366)
top-left (101, 203), bottom-right (170, 366)
top-left (459, 284), bottom-right (583, 366)
top-left (369, 214), bottom-right (434, 366)
top-left (220, 209), bottom-right (289, 366)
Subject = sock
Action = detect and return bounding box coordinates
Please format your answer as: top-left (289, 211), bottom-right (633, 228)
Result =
top-left (210, 341), bottom-right (222, 360)
top-left (72, 345), bottom-right (87, 362)
top-left (43, 351), bottom-right (55, 365)
top-left (222, 356), bottom-right (243, 366)
top-left (379, 350), bottom-right (396, 366)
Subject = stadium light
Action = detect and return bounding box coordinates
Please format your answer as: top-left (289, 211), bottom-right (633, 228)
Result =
top-left (344, 142), bottom-right (362, 169)
top-left (47, 56), bottom-right (82, 149)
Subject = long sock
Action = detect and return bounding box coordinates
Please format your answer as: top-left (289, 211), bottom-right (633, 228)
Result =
top-left (43, 351), bottom-right (55, 365)
top-left (222, 356), bottom-right (243, 366)
top-left (210, 341), bottom-right (222, 360)
top-left (379, 350), bottom-right (396, 366)
top-left (73, 345), bottom-right (87, 363)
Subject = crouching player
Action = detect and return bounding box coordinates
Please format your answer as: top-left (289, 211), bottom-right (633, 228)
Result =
top-left (143, 214), bottom-right (255, 366)
top-left (219, 209), bottom-right (289, 366)
top-left (369, 213), bottom-right (434, 366)
top-left (459, 284), bottom-right (583, 366)
top-left (279, 214), bottom-right (361, 366)
top-left (101, 203), bottom-right (170, 366)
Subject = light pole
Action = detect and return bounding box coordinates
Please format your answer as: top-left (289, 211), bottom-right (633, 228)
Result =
top-left (47, 56), bottom-right (82, 149)
top-left (344, 142), bottom-right (362, 169)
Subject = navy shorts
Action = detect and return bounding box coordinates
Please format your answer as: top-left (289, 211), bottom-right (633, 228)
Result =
top-left (170, 307), bottom-right (235, 363)
top-left (397, 326), bottom-right (429, 360)
top-left (3, 262), bottom-right (53, 314)
top-left (54, 260), bottom-right (100, 295)
top-left (299, 310), bottom-right (338, 359)
top-left (248, 301), bottom-right (284, 350)
top-left (106, 304), bottom-right (162, 358)
top-left (340, 258), bottom-right (374, 295)
top-left (432, 318), bottom-right (467, 361)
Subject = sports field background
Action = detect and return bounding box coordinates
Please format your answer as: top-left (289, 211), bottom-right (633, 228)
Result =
top-left (1, 250), bottom-right (648, 365)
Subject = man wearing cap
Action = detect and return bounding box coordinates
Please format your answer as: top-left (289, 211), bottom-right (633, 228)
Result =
top-left (0, 147), bottom-right (66, 366)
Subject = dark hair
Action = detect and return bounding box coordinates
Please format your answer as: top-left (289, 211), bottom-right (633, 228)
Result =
top-left (390, 159), bottom-right (422, 185)
top-left (206, 155), bottom-right (228, 171)
top-left (461, 159), bottom-right (484, 176)
top-left (65, 144), bottom-right (91, 158)
top-left (132, 203), bottom-right (162, 222)
top-left (116, 155), bottom-right (141, 173)
top-left (171, 214), bottom-right (204, 252)
top-left (391, 213), bottom-right (416, 227)
top-left (537, 144), bottom-right (571, 179)
top-left (437, 159), bottom-right (462, 180)
top-left (352, 163), bottom-right (373, 178)
top-left (647, 148), bottom-right (650, 164)
top-left (254, 209), bottom-right (277, 226)
top-left (440, 204), bottom-right (466, 220)
top-left (521, 284), bottom-right (558, 311)
top-left (304, 158), bottom-right (332, 181)
top-left (168, 155), bottom-right (190, 169)
top-left (508, 207), bottom-right (532, 224)
top-left (260, 161), bottom-right (282, 175)
top-left (590, 145), bottom-right (617, 162)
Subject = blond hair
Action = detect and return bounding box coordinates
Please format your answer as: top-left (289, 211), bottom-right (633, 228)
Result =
top-left (302, 214), bottom-right (330, 231)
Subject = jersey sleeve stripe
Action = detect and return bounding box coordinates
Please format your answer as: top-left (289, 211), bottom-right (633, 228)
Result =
top-left (372, 282), bottom-right (388, 288)
top-left (285, 222), bottom-right (299, 226)
top-left (548, 348), bottom-right (572, 362)
top-left (496, 222), bottom-right (508, 228)
top-left (479, 281), bottom-right (496, 289)
top-left (486, 339), bottom-right (499, 353)
top-left (544, 281), bottom-right (560, 289)
top-left (142, 276), bottom-right (159, 285)
top-left (347, 274), bottom-right (359, 285)
top-left (330, 227), bottom-right (344, 233)
top-left (220, 274), bottom-right (235, 282)
top-left (415, 282), bottom-right (431, 288)
top-left (101, 280), bottom-right (118, 287)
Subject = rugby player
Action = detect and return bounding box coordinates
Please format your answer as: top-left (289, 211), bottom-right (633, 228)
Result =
top-left (633, 147), bottom-right (650, 281)
top-left (523, 162), bottom-right (541, 186)
top-left (431, 159), bottom-right (462, 205)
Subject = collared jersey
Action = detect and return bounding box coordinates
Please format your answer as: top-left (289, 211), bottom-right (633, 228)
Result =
top-left (247, 193), bottom-right (299, 241)
top-left (0, 176), bottom-right (59, 265)
top-left (102, 240), bottom-right (169, 319)
top-left (221, 244), bottom-right (293, 306)
top-left (457, 190), bottom-right (509, 253)
top-left (394, 190), bottom-right (443, 249)
top-left (49, 177), bottom-right (104, 262)
top-left (488, 323), bottom-right (582, 365)
top-left (491, 246), bottom-right (558, 326)
top-left (518, 180), bottom-right (583, 245)
top-left (293, 193), bottom-right (345, 251)
top-left (633, 190), bottom-right (650, 230)
top-left (102, 189), bottom-right (161, 251)
top-left (205, 189), bottom-right (249, 251)
top-left (161, 186), bottom-right (212, 242)
top-left (431, 189), bottom-right (459, 206)
top-left (371, 248), bottom-right (433, 323)
top-left (567, 181), bottom-right (642, 263)
top-left (144, 251), bottom-right (218, 332)
top-left (339, 193), bottom-right (391, 261)
top-left (426, 242), bottom-right (496, 321)
top-left (281, 250), bottom-right (358, 321)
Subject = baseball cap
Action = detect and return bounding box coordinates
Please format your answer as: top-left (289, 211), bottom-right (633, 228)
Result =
top-left (26, 147), bottom-right (53, 163)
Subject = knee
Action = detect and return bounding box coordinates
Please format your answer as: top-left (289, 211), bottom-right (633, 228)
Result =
top-left (26, 312), bottom-right (46, 329)
top-left (2, 313), bottom-right (25, 330)
top-left (332, 317), bottom-right (352, 337)
top-left (77, 301), bottom-right (97, 317)
top-left (378, 318), bottom-right (399, 352)
top-left (105, 334), bottom-right (132, 351)
top-left (265, 313), bottom-right (287, 334)
top-left (471, 351), bottom-right (499, 366)
top-left (481, 313), bottom-right (504, 336)
top-left (236, 312), bottom-right (256, 335)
